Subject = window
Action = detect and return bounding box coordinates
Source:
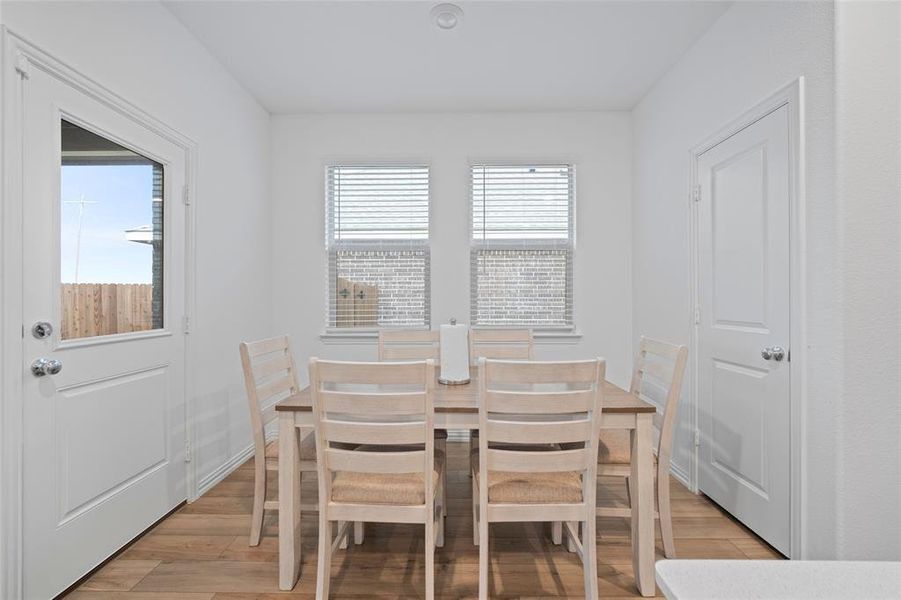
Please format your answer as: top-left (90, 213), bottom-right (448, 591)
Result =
top-left (326, 165), bottom-right (430, 328)
top-left (60, 120), bottom-right (164, 340)
top-left (470, 164), bottom-right (574, 328)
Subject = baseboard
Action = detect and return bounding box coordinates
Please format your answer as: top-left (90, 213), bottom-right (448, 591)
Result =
top-left (196, 443), bottom-right (255, 498)
top-left (670, 462), bottom-right (691, 490)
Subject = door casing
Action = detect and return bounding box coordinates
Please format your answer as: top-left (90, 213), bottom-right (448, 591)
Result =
top-left (688, 78), bottom-right (806, 559)
top-left (0, 28), bottom-right (198, 599)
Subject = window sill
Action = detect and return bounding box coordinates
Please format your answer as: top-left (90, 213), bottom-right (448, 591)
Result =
top-left (320, 329), bottom-right (380, 344)
top-left (320, 328), bottom-right (582, 344)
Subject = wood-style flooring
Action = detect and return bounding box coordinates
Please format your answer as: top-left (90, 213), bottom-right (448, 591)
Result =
top-left (65, 442), bottom-right (782, 599)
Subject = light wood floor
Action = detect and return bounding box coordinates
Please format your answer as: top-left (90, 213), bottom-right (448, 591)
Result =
top-left (65, 442), bottom-right (782, 599)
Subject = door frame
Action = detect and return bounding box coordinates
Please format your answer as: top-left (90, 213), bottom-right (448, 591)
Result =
top-left (0, 28), bottom-right (198, 598)
top-left (687, 78), bottom-right (806, 559)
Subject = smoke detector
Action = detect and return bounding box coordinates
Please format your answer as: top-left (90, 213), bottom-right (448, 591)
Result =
top-left (431, 3), bottom-right (463, 30)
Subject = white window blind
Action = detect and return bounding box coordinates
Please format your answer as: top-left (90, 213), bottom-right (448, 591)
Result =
top-left (326, 166), bottom-right (430, 328)
top-left (470, 165), bottom-right (574, 327)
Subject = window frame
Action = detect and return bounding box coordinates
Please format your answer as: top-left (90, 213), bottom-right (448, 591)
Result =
top-left (324, 163), bottom-right (432, 333)
top-left (469, 162), bottom-right (576, 332)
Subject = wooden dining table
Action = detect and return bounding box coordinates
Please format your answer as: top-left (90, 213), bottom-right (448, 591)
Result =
top-left (275, 373), bottom-right (658, 596)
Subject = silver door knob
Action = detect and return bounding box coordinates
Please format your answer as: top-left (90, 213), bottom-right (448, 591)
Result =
top-left (761, 347), bottom-right (773, 360)
top-left (31, 358), bottom-right (62, 377)
top-left (770, 346), bottom-right (785, 362)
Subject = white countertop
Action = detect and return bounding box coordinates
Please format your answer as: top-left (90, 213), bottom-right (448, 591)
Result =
top-left (656, 560), bottom-right (901, 600)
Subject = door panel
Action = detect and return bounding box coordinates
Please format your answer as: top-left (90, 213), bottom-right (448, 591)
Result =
top-left (58, 367), bottom-right (169, 519)
top-left (697, 104), bottom-right (791, 555)
top-left (22, 65), bottom-right (186, 598)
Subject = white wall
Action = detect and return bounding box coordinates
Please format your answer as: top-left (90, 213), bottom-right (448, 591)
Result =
top-left (270, 112), bottom-right (633, 388)
top-left (634, 0), bottom-right (901, 560)
top-left (832, 0), bottom-right (901, 560)
top-left (1, 1), bottom-right (273, 493)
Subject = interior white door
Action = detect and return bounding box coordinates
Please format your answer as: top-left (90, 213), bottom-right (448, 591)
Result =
top-left (21, 65), bottom-right (187, 598)
top-left (696, 104), bottom-right (791, 555)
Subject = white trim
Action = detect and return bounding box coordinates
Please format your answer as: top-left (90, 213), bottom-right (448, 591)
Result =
top-left (688, 78), bottom-right (806, 559)
top-left (0, 28), bottom-right (199, 597)
top-left (670, 461), bottom-right (691, 490)
top-left (320, 328), bottom-right (583, 344)
top-left (196, 443), bottom-right (255, 498)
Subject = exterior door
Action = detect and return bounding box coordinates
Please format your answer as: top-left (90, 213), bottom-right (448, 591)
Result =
top-left (696, 104), bottom-right (791, 555)
top-left (21, 63), bottom-right (187, 598)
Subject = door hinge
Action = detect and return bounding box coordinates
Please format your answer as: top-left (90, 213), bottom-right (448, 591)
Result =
top-left (14, 53), bottom-right (30, 80)
top-left (184, 439), bottom-right (192, 463)
top-left (182, 315), bottom-right (191, 334)
top-left (182, 185), bottom-right (190, 206)
top-left (694, 306), bottom-right (700, 324)
top-left (692, 184), bottom-right (701, 202)
top-left (694, 429), bottom-right (701, 447)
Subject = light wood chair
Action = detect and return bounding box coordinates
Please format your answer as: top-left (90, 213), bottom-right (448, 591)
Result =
top-left (468, 328), bottom-right (535, 453)
top-left (377, 329), bottom-right (447, 512)
top-left (378, 329), bottom-right (440, 361)
top-left (239, 335), bottom-right (317, 546)
top-left (472, 358), bottom-right (605, 600)
top-left (309, 358), bottom-right (445, 600)
top-left (468, 328), bottom-right (534, 364)
top-left (594, 336), bottom-right (688, 558)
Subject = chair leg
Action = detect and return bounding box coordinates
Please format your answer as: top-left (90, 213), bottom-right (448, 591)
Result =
top-left (625, 475), bottom-right (633, 507)
top-left (658, 476), bottom-right (676, 558)
top-left (583, 514), bottom-right (599, 600)
top-left (354, 521), bottom-right (364, 546)
top-left (249, 457), bottom-right (266, 546)
top-left (426, 504), bottom-right (436, 600)
top-left (472, 473), bottom-right (479, 546)
top-left (338, 521), bottom-right (348, 549)
top-left (437, 476), bottom-right (446, 548)
top-left (478, 514), bottom-right (489, 599)
top-left (567, 521), bottom-right (579, 553)
top-left (552, 521), bottom-right (563, 545)
top-left (315, 512), bottom-right (332, 600)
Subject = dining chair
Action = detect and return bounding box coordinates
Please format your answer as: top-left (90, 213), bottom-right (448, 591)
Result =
top-left (472, 358), bottom-right (605, 600)
top-left (377, 329), bottom-right (447, 517)
top-left (239, 335), bottom-right (318, 546)
top-left (468, 328), bottom-right (535, 453)
top-left (309, 358), bottom-right (445, 600)
top-left (378, 328), bottom-right (440, 361)
top-left (468, 328), bottom-right (534, 364)
top-left (594, 336), bottom-right (688, 558)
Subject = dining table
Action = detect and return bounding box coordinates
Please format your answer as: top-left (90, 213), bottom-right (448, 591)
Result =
top-left (275, 372), bottom-right (659, 596)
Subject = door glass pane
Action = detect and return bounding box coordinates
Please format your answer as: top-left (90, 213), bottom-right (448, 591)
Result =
top-left (60, 120), bottom-right (164, 340)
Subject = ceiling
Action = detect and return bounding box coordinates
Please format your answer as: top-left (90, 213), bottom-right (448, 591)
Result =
top-left (164, 1), bottom-right (731, 114)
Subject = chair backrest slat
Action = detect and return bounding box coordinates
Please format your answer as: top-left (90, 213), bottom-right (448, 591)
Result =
top-left (310, 358), bottom-right (436, 502)
top-left (486, 447), bottom-right (592, 473)
top-left (486, 419), bottom-right (593, 445)
top-left (325, 448), bottom-right (426, 474)
top-left (469, 328), bottom-right (533, 365)
top-left (321, 420), bottom-right (426, 446)
top-left (483, 389), bottom-right (595, 414)
top-left (629, 337), bottom-right (688, 474)
top-left (318, 390), bottom-right (426, 416)
top-left (240, 335), bottom-right (302, 458)
top-left (378, 329), bottom-right (440, 361)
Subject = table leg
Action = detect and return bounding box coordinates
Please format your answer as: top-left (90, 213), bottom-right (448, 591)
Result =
top-left (279, 414), bottom-right (302, 590)
top-left (631, 413), bottom-right (655, 596)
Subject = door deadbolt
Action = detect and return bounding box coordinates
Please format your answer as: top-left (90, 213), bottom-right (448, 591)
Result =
top-left (32, 321), bottom-right (53, 339)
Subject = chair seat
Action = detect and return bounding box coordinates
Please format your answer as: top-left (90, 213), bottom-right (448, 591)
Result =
top-left (470, 449), bottom-right (583, 504)
top-left (331, 449), bottom-right (445, 505)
